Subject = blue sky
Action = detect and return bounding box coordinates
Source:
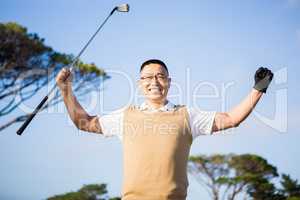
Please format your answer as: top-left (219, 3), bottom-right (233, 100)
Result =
top-left (1, 0), bottom-right (300, 199)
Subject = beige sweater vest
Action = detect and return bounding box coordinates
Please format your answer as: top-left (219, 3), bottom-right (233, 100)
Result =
top-left (122, 105), bottom-right (192, 200)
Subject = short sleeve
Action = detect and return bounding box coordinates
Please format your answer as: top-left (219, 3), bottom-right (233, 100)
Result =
top-left (98, 107), bottom-right (125, 140)
top-left (187, 107), bottom-right (216, 139)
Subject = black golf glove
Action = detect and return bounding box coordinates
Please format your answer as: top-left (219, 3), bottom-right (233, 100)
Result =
top-left (253, 67), bottom-right (274, 93)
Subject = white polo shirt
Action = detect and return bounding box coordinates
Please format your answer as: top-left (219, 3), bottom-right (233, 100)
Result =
top-left (98, 101), bottom-right (216, 141)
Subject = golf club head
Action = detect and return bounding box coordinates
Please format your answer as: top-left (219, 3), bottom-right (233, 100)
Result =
top-left (117, 4), bottom-right (129, 12)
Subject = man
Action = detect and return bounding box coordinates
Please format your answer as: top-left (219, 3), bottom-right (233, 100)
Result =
top-left (56, 59), bottom-right (273, 200)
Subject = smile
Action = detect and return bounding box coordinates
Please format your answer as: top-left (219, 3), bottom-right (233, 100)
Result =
top-left (148, 87), bottom-right (162, 92)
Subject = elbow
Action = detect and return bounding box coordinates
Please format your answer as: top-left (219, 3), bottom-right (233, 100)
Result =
top-left (232, 121), bottom-right (240, 128)
top-left (74, 116), bottom-right (92, 131)
top-left (74, 120), bottom-right (84, 131)
top-left (227, 113), bottom-right (240, 128)
top-left (74, 122), bottom-right (83, 131)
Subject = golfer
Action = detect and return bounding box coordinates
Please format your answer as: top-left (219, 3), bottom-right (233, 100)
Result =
top-left (56, 59), bottom-right (273, 200)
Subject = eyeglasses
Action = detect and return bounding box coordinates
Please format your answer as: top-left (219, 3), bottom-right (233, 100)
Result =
top-left (140, 74), bottom-right (168, 82)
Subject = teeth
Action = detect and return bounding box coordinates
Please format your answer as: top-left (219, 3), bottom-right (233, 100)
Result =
top-left (149, 87), bottom-right (161, 92)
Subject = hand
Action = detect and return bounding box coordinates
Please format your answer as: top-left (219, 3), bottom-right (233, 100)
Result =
top-left (253, 67), bottom-right (273, 93)
top-left (56, 68), bottom-right (73, 92)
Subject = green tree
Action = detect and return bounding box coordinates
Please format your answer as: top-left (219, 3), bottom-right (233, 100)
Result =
top-left (188, 154), bottom-right (280, 200)
top-left (47, 183), bottom-right (120, 200)
top-left (0, 22), bottom-right (109, 131)
top-left (188, 154), bottom-right (230, 200)
top-left (280, 174), bottom-right (300, 199)
top-left (230, 154), bottom-right (280, 200)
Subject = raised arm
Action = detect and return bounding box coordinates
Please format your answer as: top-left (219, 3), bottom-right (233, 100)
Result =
top-left (56, 68), bottom-right (102, 133)
top-left (212, 67), bottom-right (273, 132)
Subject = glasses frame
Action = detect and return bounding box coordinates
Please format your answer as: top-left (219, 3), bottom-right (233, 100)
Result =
top-left (140, 73), bottom-right (169, 82)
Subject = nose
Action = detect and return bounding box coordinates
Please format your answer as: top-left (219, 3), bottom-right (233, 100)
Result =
top-left (150, 75), bottom-right (159, 84)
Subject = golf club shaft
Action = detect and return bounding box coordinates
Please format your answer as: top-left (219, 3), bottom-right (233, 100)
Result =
top-left (16, 9), bottom-right (117, 135)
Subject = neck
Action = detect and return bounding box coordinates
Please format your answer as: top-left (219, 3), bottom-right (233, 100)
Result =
top-left (146, 99), bottom-right (168, 109)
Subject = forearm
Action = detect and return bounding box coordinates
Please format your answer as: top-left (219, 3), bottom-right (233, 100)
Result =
top-left (213, 67), bottom-right (273, 132)
top-left (61, 87), bottom-right (92, 129)
top-left (227, 89), bottom-right (263, 126)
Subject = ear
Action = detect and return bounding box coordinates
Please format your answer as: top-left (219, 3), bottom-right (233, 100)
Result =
top-left (167, 77), bottom-right (171, 88)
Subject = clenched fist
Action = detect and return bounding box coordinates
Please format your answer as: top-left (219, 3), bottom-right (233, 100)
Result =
top-left (253, 67), bottom-right (274, 93)
top-left (56, 68), bottom-right (73, 92)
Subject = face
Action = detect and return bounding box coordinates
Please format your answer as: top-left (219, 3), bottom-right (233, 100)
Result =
top-left (139, 63), bottom-right (171, 103)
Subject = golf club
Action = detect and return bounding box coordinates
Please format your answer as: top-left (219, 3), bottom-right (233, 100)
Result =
top-left (16, 4), bottom-right (130, 135)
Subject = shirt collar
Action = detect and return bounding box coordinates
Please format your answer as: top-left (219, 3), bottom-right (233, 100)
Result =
top-left (139, 100), bottom-right (176, 112)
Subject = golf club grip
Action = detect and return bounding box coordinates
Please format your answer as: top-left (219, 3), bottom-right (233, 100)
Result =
top-left (16, 96), bottom-right (48, 135)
